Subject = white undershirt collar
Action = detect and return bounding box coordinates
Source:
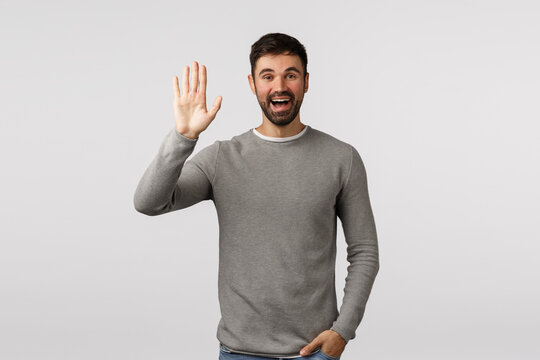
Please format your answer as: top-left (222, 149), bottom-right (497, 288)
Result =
top-left (252, 125), bottom-right (308, 142)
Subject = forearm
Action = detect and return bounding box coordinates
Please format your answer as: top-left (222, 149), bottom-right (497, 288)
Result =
top-left (133, 128), bottom-right (198, 215)
top-left (330, 233), bottom-right (379, 342)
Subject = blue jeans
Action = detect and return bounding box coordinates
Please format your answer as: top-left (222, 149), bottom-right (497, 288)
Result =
top-left (218, 343), bottom-right (341, 360)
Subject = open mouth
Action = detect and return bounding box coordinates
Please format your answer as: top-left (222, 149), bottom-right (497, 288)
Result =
top-left (270, 98), bottom-right (292, 112)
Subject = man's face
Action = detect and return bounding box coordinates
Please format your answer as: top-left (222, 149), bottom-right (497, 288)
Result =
top-left (248, 53), bottom-right (309, 126)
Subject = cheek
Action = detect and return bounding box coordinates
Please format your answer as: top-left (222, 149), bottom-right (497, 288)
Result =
top-left (291, 83), bottom-right (305, 95)
top-left (256, 88), bottom-right (271, 100)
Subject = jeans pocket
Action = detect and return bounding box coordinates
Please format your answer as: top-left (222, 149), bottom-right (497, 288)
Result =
top-left (219, 343), bottom-right (232, 353)
top-left (318, 349), bottom-right (340, 360)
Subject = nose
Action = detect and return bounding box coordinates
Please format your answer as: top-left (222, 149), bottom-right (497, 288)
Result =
top-left (274, 76), bottom-right (287, 92)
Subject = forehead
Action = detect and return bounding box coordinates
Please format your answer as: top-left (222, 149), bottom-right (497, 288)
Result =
top-left (254, 53), bottom-right (303, 74)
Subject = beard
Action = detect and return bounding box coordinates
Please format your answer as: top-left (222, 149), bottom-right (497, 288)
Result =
top-left (256, 90), bottom-right (303, 127)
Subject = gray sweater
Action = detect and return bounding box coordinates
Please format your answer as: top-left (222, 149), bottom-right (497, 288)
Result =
top-left (133, 124), bottom-right (380, 358)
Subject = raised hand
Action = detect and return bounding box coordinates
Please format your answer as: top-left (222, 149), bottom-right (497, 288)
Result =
top-left (172, 61), bottom-right (222, 139)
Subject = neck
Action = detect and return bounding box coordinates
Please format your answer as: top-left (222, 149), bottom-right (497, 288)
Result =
top-left (255, 118), bottom-right (306, 138)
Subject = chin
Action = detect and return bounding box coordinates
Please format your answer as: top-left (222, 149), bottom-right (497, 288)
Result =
top-left (267, 109), bottom-right (300, 127)
top-left (270, 118), bottom-right (295, 126)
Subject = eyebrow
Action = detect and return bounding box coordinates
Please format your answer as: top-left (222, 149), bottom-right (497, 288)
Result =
top-left (258, 66), bottom-right (301, 76)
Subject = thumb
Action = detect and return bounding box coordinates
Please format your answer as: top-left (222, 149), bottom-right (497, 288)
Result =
top-left (208, 95), bottom-right (222, 118)
top-left (299, 338), bottom-right (322, 357)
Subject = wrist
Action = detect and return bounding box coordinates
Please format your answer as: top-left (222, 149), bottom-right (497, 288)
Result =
top-left (329, 329), bottom-right (347, 344)
top-left (176, 128), bottom-right (199, 140)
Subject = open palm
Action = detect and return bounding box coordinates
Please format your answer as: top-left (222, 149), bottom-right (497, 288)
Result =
top-left (173, 61), bottom-right (222, 139)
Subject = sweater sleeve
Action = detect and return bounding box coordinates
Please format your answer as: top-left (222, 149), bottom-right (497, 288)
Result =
top-left (330, 145), bottom-right (380, 342)
top-left (133, 128), bottom-right (220, 216)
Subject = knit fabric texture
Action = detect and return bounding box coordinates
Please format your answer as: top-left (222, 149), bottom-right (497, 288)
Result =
top-left (133, 125), bottom-right (380, 358)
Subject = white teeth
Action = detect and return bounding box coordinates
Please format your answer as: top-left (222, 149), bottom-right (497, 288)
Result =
top-left (272, 99), bottom-right (289, 102)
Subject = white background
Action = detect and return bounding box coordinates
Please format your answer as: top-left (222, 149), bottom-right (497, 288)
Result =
top-left (1, 0), bottom-right (539, 359)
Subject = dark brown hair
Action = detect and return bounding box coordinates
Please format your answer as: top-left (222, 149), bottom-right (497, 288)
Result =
top-left (249, 33), bottom-right (308, 78)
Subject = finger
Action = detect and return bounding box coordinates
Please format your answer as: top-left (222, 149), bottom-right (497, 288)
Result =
top-left (198, 64), bottom-right (207, 95)
top-left (182, 66), bottom-right (189, 96)
top-left (190, 61), bottom-right (199, 93)
top-left (300, 338), bottom-right (323, 356)
top-left (172, 75), bottom-right (181, 98)
top-left (208, 96), bottom-right (222, 118)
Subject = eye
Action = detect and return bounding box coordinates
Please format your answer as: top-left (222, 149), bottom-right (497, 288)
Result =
top-left (263, 75), bottom-right (272, 80)
top-left (287, 74), bottom-right (296, 79)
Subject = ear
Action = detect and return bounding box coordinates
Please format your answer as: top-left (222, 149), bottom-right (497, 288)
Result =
top-left (304, 72), bottom-right (309, 93)
top-left (248, 74), bottom-right (256, 95)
